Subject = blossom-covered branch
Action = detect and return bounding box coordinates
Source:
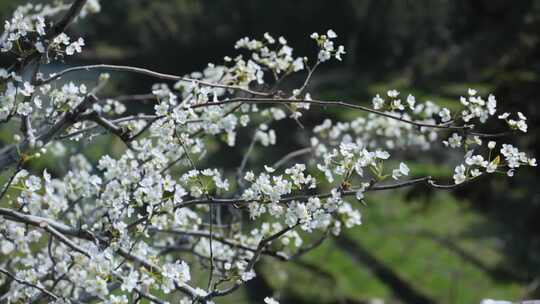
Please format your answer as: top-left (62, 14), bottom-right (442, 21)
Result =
top-left (0, 3), bottom-right (536, 304)
top-left (35, 64), bottom-right (272, 97)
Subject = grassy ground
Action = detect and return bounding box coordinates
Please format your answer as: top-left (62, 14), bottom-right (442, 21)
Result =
top-left (255, 190), bottom-right (524, 304)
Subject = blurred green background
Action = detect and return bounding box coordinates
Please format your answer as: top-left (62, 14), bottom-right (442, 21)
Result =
top-left (1, 1), bottom-right (540, 303)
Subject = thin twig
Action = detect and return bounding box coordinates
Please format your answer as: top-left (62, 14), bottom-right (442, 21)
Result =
top-left (45, 0), bottom-right (88, 40)
top-left (203, 224), bottom-right (297, 301)
top-left (0, 268), bottom-right (59, 301)
top-left (190, 97), bottom-right (473, 130)
top-left (236, 130), bottom-right (259, 190)
top-left (175, 176), bottom-right (465, 209)
top-left (0, 160), bottom-right (23, 201)
top-left (0, 95), bottom-right (97, 171)
top-left (175, 131), bottom-right (216, 290)
top-left (296, 61), bottom-right (320, 96)
top-left (37, 64), bottom-right (270, 97)
top-left (149, 228), bottom-right (288, 261)
top-left (273, 147), bottom-right (312, 169)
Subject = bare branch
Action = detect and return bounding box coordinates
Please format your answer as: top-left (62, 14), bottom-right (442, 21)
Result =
top-left (191, 97), bottom-right (472, 130)
top-left (0, 268), bottom-right (60, 301)
top-left (56, 114), bottom-right (160, 140)
top-left (296, 61), bottom-right (321, 96)
top-left (84, 111), bottom-right (132, 144)
top-left (0, 94), bottom-right (97, 171)
top-left (0, 207), bottom-right (96, 242)
top-left (0, 208), bottom-right (92, 257)
top-left (0, 160), bottom-right (23, 201)
top-left (236, 130), bottom-right (259, 190)
top-left (273, 147), bottom-right (312, 169)
top-left (36, 64), bottom-right (270, 97)
top-left (112, 93), bottom-right (157, 103)
top-left (45, 0), bottom-right (88, 40)
top-left (149, 228), bottom-right (288, 261)
top-left (203, 224), bottom-right (297, 301)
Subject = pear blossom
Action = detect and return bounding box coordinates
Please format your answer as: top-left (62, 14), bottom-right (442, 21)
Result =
top-left (265, 297), bottom-right (280, 304)
top-left (0, 5), bottom-right (535, 303)
top-left (439, 108), bottom-right (452, 122)
top-left (65, 37), bottom-right (85, 55)
top-left (372, 94), bottom-right (385, 109)
top-left (466, 155), bottom-right (488, 167)
top-left (453, 164), bottom-right (467, 184)
top-left (443, 133), bottom-right (462, 148)
top-left (392, 162), bottom-right (410, 180)
top-left (406, 94), bottom-right (416, 110)
top-left (387, 89), bottom-right (400, 98)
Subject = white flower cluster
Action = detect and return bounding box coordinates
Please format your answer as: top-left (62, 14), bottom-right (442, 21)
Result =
top-left (0, 76), bottom-right (34, 120)
top-left (1, 2), bottom-right (98, 56)
top-left (310, 29), bottom-right (346, 62)
top-left (373, 90), bottom-right (429, 113)
top-left (367, 88), bottom-right (535, 186)
top-left (314, 114), bottom-right (438, 152)
top-left (460, 89), bottom-right (497, 123)
top-left (243, 165), bottom-right (312, 207)
top-left (498, 111), bottom-right (528, 133)
top-left (1, 4), bottom-right (47, 52)
top-left (453, 143), bottom-right (536, 184)
top-left (443, 132), bottom-right (463, 148)
top-left (236, 32), bottom-right (305, 74)
top-left (162, 261), bottom-right (191, 293)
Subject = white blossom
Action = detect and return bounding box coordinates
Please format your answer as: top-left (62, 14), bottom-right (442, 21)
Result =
top-left (265, 297), bottom-right (280, 304)
top-left (453, 164), bottom-right (467, 184)
top-left (392, 162), bottom-right (410, 180)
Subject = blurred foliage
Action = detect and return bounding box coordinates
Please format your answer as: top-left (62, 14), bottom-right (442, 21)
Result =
top-left (1, 0), bottom-right (540, 303)
top-left (267, 192), bottom-right (525, 303)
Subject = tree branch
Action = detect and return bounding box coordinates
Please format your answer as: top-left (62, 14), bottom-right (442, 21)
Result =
top-left (0, 94), bottom-right (97, 171)
top-left (0, 268), bottom-right (60, 301)
top-left (36, 64), bottom-right (270, 97)
top-left (272, 147), bottom-right (312, 169)
top-left (45, 0), bottom-right (88, 40)
top-left (191, 97), bottom-right (472, 130)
